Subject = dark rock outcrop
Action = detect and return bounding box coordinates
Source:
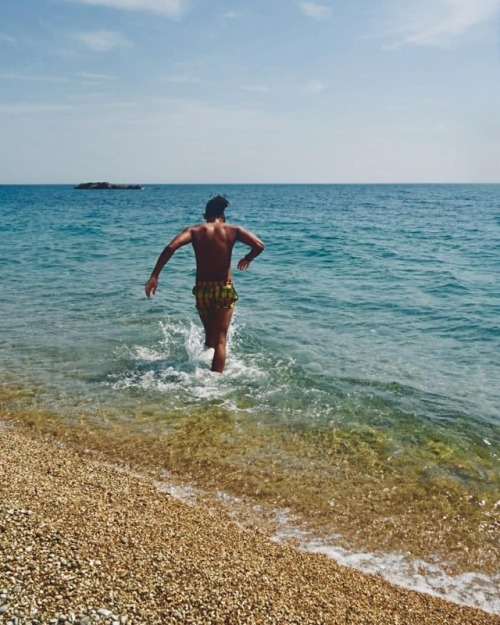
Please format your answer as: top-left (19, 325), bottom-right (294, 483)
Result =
top-left (75, 182), bottom-right (142, 190)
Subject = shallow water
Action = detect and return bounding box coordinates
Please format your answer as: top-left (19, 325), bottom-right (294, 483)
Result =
top-left (1, 183), bottom-right (499, 612)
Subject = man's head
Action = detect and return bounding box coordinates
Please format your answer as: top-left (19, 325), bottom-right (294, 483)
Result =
top-left (204, 195), bottom-right (229, 220)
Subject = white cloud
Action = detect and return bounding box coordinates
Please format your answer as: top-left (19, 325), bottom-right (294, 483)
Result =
top-left (0, 103), bottom-right (73, 114)
top-left (74, 30), bottom-right (132, 52)
top-left (77, 72), bottom-right (117, 80)
top-left (163, 74), bottom-right (204, 84)
top-left (69, 0), bottom-right (189, 19)
top-left (386, 0), bottom-right (498, 47)
top-left (240, 84), bottom-right (272, 93)
top-left (240, 79), bottom-right (326, 95)
top-left (302, 79), bottom-right (326, 93)
top-left (0, 73), bottom-right (67, 82)
top-left (0, 100), bottom-right (137, 114)
top-left (0, 33), bottom-right (17, 44)
top-left (299, 2), bottom-right (332, 21)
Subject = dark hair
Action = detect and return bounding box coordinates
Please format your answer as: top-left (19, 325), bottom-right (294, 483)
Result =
top-left (205, 194), bottom-right (229, 218)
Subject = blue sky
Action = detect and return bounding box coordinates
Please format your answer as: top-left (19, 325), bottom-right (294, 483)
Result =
top-left (0, 0), bottom-right (498, 183)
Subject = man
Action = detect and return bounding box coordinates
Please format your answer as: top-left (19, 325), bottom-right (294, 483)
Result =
top-left (145, 195), bottom-right (264, 373)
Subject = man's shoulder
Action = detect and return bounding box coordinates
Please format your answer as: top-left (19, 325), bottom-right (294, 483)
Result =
top-left (187, 222), bottom-right (205, 232)
top-left (223, 222), bottom-right (241, 232)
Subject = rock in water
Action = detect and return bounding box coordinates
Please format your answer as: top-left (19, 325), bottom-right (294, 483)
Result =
top-left (74, 182), bottom-right (142, 190)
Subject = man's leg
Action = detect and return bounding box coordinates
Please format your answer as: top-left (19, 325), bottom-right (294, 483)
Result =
top-left (211, 308), bottom-right (234, 373)
top-left (198, 312), bottom-right (215, 348)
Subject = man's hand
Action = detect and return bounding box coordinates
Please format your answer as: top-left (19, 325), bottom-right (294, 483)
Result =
top-left (145, 275), bottom-right (158, 298)
top-left (237, 257), bottom-right (251, 271)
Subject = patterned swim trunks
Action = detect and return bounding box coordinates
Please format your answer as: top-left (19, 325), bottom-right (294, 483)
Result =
top-left (192, 281), bottom-right (239, 313)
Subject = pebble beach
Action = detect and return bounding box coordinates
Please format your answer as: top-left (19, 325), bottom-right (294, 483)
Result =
top-left (1, 421), bottom-right (498, 625)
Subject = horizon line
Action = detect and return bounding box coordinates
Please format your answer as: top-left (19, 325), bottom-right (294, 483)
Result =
top-left (1, 181), bottom-right (499, 186)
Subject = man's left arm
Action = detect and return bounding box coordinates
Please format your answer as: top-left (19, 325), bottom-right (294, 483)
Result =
top-left (236, 227), bottom-right (265, 271)
top-left (145, 228), bottom-right (192, 298)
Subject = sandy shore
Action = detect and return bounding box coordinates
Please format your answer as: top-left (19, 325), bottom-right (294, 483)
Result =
top-left (1, 423), bottom-right (498, 625)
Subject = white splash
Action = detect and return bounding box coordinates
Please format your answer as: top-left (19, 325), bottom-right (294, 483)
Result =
top-left (110, 315), bottom-right (266, 403)
top-left (272, 517), bottom-right (500, 615)
top-left (308, 542), bottom-right (500, 615)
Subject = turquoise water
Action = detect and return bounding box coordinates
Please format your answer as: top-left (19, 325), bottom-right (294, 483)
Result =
top-left (1, 184), bottom-right (499, 612)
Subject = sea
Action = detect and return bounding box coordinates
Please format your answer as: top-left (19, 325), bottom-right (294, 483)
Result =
top-left (0, 184), bottom-right (499, 614)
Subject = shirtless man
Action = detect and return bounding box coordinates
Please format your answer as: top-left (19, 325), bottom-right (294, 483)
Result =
top-left (145, 195), bottom-right (264, 373)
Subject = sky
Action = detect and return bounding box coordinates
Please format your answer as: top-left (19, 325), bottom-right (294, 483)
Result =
top-left (0, 0), bottom-right (499, 183)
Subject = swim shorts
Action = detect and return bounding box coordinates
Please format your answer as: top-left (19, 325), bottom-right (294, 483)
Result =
top-left (192, 281), bottom-right (239, 313)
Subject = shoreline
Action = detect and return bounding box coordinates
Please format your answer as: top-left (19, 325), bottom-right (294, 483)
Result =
top-left (1, 421), bottom-right (498, 625)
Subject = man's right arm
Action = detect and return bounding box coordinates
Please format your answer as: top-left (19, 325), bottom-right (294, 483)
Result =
top-left (236, 227), bottom-right (265, 271)
top-left (145, 227), bottom-right (192, 297)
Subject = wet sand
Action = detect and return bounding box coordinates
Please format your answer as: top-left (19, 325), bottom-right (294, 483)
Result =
top-left (0, 422), bottom-right (498, 625)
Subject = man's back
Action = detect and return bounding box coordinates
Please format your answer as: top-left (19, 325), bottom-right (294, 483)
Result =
top-left (190, 222), bottom-right (238, 282)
